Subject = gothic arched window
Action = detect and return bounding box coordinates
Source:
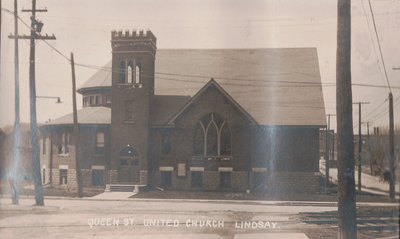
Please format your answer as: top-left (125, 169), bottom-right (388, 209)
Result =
top-left (193, 123), bottom-right (204, 155)
top-left (127, 63), bottom-right (133, 83)
top-left (193, 113), bottom-right (232, 156)
top-left (220, 123), bottom-right (232, 155)
top-left (206, 121), bottom-right (218, 156)
top-left (135, 65), bottom-right (141, 84)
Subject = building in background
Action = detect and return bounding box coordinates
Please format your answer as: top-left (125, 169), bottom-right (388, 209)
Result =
top-left (39, 30), bottom-right (326, 193)
top-left (0, 124), bottom-right (33, 181)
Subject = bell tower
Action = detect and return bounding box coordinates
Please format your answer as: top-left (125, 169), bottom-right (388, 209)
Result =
top-left (110, 30), bottom-right (156, 185)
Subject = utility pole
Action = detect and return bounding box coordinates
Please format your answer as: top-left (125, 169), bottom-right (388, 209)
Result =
top-left (390, 67), bottom-right (399, 202)
top-left (353, 102), bottom-right (369, 191)
top-left (365, 122), bottom-right (373, 175)
top-left (0, 0), bottom-right (2, 84)
top-left (337, 0), bottom-right (357, 238)
top-left (331, 131), bottom-right (335, 163)
top-left (70, 52), bottom-right (83, 197)
top-left (9, 0), bottom-right (56, 206)
top-left (11, 0), bottom-right (21, 205)
top-left (325, 114), bottom-right (335, 191)
top-left (388, 93), bottom-right (395, 201)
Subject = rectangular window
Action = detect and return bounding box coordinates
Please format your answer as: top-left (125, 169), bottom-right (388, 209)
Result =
top-left (161, 171), bottom-right (172, 188)
top-left (126, 108), bottom-right (134, 121)
top-left (89, 96), bottom-right (95, 105)
top-left (191, 172), bottom-right (203, 188)
top-left (95, 95), bottom-right (101, 105)
top-left (42, 138), bottom-right (46, 155)
top-left (91, 170), bottom-right (104, 186)
top-left (220, 172), bottom-right (231, 188)
top-left (253, 172), bottom-right (265, 191)
top-left (95, 131), bottom-right (105, 154)
top-left (105, 95), bottom-right (111, 104)
top-left (42, 169), bottom-right (46, 184)
top-left (58, 132), bottom-right (69, 155)
top-left (83, 96), bottom-right (89, 107)
top-left (161, 135), bottom-right (171, 155)
top-left (60, 169), bottom-right (68, 185)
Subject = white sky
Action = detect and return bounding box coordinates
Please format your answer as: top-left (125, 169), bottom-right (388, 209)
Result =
top-left (1, 0), bottom-right (400, 133)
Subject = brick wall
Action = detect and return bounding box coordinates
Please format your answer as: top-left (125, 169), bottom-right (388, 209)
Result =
top-left (81, 169), bottom-right (91, 187)
top-left (50, 168), bottom-right (77, 190)
top-left (202, 171), bottom-right (219, 191)
top-left (231, 171), bottom-right (249, 191)
top-left (266, 171), bottom-right (320, 193)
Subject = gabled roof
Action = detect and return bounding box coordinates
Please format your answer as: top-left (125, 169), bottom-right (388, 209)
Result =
top-left (46, 107), bottom-right (111, 126)
top-left (150, 95), bottom-right (191, 125)
top-left (167, 79), bottom-right (257, 125)
top-left (75, 48), bottom-right (326, 126)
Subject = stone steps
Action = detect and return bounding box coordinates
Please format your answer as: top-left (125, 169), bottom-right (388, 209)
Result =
top-left (105, 184), bottom-right (136, 192)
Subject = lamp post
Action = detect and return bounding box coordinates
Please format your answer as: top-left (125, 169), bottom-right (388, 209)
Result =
top-left (36, 96), bottom-right (62, 103)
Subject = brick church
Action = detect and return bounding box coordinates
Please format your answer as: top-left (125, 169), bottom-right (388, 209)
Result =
top-left (39, 30), bottom-right (326, 193)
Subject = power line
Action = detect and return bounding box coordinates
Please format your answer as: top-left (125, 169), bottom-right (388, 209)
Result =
top-left (360, 0), bottom-right (387, 88)
top-left (367, 0), bottom-right (392, 92)
top-left (363, 97), bottom-right (388, 120)
top-left (4, 7), bottom-right (400, 91)
top-left (368, 96), bottom-right (400, 123)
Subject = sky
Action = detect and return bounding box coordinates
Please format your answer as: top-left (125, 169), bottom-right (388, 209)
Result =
top-left (1, 0), bottom-right (400, 133)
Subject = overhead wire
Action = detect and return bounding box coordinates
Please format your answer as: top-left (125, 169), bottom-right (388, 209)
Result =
top-left (360, 0), bottom-right (388, 88)
top-left (3, 7), bottom-right (400, 94)
top-left (367, 0), bottom-right (392, 93)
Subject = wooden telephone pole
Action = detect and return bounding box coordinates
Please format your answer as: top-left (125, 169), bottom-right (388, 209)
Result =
top-left (325, 114), bottom-right (335, 191)
top-left (337, 0), bottom-right (357, 238)
top-left (8, 0), bottom-right (21, 205)
top-left (388, 93), bottom-right (395, 201)
top-left (70, 53), bottom-right (83, 197)
top-left (9, 0), bottom-right (56, 206)
top-left (353, 101), bottom-right (369, 191)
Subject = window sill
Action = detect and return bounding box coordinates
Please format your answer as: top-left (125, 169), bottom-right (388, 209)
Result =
top-left (58, 153), bottom-right (70, 157)
top-left (118, 83), bottom-right (143, 88)
top-left (206, 156), bottom-right (232, 161)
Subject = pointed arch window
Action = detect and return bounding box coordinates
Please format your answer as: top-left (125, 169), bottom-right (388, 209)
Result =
top-left (220, 123), bottom-right (232, 155)
top-left (135, 64), bottom-right (141, 84)
top-left (206, 121), bottom-right (218, 156)
top-left (193, 113), bottom-right (232, 156)
top-left (127, 64), bottom-right (133, 84)
top-left (193, 123), bottom-right (204, 155)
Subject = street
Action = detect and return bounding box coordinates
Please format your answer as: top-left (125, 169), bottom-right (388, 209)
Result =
top-left (0, 197), bottom-right (398, 239)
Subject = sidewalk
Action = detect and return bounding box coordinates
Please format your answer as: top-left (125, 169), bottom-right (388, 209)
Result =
top-left (320, 160), bottom-right (400, 198)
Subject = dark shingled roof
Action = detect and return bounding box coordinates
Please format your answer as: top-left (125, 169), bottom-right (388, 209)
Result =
top-left (58, 48), bottom-right (326, 127)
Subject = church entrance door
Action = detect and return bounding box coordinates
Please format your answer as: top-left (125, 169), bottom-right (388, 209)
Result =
top-left (118, 157), bottom-right (140, 183)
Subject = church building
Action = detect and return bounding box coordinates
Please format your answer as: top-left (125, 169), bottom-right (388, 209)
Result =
top-left (40, 30), bottom-right (326, 193)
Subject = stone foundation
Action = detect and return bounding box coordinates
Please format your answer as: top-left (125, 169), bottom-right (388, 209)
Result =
top-left (149, 170), bottom-right (249, 192)
top-left (47, 169), bottom-right (320, 193)
top-left (139, 170), bottom-right (148, 185)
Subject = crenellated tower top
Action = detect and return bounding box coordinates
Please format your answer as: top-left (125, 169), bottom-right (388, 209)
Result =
top-left (111, 30), bottom-right (157, 55)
